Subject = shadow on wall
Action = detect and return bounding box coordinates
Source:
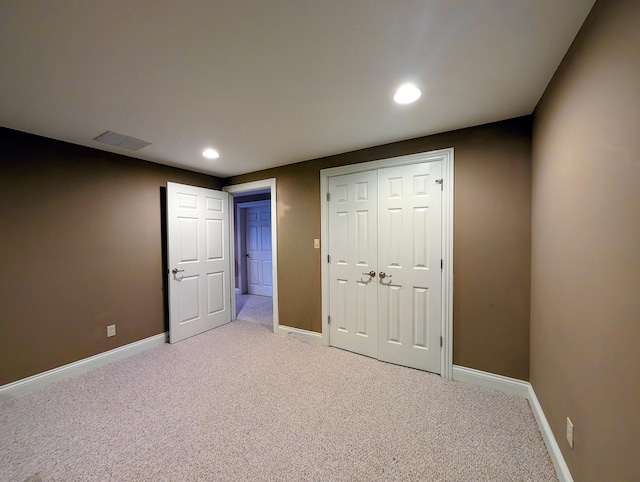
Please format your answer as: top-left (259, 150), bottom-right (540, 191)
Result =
top-left (160, 186), bottom-right (169, 333)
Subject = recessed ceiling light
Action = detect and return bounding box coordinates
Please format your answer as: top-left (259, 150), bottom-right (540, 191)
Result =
top-left (202, 148), bottom-right (219, 159)
top-left (393, 83), bottom-right (422, 104)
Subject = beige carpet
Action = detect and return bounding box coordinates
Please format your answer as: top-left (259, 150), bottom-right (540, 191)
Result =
top-left (0, 321), bottom-right (557, 481)
top-left (235, 293), bottom-right (273, 330)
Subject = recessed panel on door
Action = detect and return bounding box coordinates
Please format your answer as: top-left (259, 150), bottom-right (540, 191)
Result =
top-left (178, 217), bottom-right (198, 263)
top-left (336, 279), bottom-right (348, 332)
top-left (413, 207), bottom-right (429, 269)
top-left (263, 260), bottom-right (273, 286)
top-left (355, 182), bottom-right (369, 201)
top-left (413, 174), bottom-right (429, 197)
top-left (261, 225), bottom-right (271, 251)
top-left (178, 193), bottom-right (198, 209)
top-left (356, 281), bottom-right (370, 336)
top-left (206, 219), bottom-right (223, 260)
top-left (205, 196), bottom-right (223, 212)
top-left (387, 209), bottom-right (402, 268)
top-left (249, 259), bottom-right (260, 284)
top-left (412, 287), bottom-right (429, 348)
top-left (207, 272), bottom-right (225, 315)
top-left (179, 275), bottom-right (200, 324)
top-left (356, 211), bottom-right (369, 265)
top-left (386, 285), bottom-right (402, 344)
top-left (335, 212), bottom-right (348, 265)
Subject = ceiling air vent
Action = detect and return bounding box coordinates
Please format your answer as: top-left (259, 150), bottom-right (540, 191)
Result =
top-left (93, 131), bottom-right (151, 151)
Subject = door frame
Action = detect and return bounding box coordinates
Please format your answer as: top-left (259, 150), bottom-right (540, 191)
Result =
top-left (224, 179), bottom-right (279, 334)
top-left (320, 148), bottom-right (454, 379)
top-left (236, 200), bottom-right (271, 295)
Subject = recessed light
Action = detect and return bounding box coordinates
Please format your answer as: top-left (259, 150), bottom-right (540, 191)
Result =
top-left (393, 83), bottom-right (422, 104)
top-left (202, 148), bottom-right (219, 159)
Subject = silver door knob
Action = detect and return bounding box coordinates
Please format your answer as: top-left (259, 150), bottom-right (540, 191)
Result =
top-left (379, 272), bottom-right (392, 279)
top-left (361, 271), bottom-right (376, 278)
top-left (172, 268), bottom-right (184, 274)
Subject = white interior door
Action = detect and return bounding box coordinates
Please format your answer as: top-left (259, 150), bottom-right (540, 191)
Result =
top-left (167, 182), bottom-right (232, 343)
top-left (328, 171), bottom-right (378, 358)
top-left (377, 162), bottom-right (442, 372)
top-left (246, 204), bottom-right (273, 297)
top-left (327, 161), bottom-right (443, 373)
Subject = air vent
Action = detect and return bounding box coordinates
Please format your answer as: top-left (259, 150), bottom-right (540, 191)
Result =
top-left (93, 131), bottom-right (151, 151)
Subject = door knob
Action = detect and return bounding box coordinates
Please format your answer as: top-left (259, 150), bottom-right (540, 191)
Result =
top-left (379, 272), bottom-right (392, 279)
top-left (361, 271), bottom-right (376, 278)
top-left (172, 268), bottom-right (184, 274)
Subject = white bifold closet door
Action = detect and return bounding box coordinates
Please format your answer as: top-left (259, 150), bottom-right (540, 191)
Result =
top-left (327, 161), bottom-right (442, 373)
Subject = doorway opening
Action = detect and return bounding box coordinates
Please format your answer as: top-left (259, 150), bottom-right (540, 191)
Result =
top-left (224, 179), bottom-right (279, 333)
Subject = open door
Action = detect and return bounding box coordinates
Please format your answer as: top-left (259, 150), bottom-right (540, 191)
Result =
top-left (245, 203), bottom-right (273, 297)
top-left (167, 182), bottom-right (232, 343)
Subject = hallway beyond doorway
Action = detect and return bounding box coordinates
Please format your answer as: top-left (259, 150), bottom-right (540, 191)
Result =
top-left (235, 294), bottom-right (273, 331)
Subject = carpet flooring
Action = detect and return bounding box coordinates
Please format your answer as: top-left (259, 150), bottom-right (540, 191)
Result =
top-left (235, 293), bottom-right (273, 331)
top-left (1, 321), bottom-right (557, 481)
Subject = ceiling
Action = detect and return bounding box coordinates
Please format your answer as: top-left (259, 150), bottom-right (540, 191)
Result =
top-left (0, 0), bottom-right (595, 178)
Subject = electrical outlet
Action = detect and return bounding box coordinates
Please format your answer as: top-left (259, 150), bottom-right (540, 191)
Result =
top-left (107, 324), bottom-right (116, 337)
top-left (566, 417), bottom-right (574, 448)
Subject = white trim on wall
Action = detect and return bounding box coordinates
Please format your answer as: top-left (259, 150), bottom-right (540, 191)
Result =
top-left (452, 365), bottom-right (530, 398)
top-left (277, 325), bottom-right (324, 345)
top-left (528, 384), bottom-right (574, 482)
top-left (224, 178), bottom-right (279, 334)
top-left (451, 365), bottom-right (573, 482)
top-left (320, 148), bottom-right (455, 379)
top-left (0, 333), bottom-right (167, 401)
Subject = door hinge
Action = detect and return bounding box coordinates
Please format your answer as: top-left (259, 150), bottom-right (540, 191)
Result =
top-left (328, 315), bottom-right (331, 325)
top-left (327, 192), bottom-right (331, 202)
top-left (435, 178), bottom-right (443, 191)
top-left (327, 254), bottom-right (331, 263)
top-left (441, 259), bottom-right (443, 270)
top-left (440, 336), bottom-right (443, 347)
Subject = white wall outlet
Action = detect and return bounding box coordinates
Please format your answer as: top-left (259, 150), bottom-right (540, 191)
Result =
top-left (107, 324), bottom-right (116, 337)
top-left (314, 238), bottom-right (320, 249)
top-left (566, 417), bottom-right (574, 448)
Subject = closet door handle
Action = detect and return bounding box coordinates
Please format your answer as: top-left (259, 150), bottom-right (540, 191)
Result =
top-left (379, 272), bottom-right (391, 279)
top-left (362, 271), bottom-right (376, 278)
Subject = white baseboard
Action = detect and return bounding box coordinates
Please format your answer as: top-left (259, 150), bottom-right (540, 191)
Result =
top-left (0, 333), bottom-right (168, 401)
top-left (452, 365), bottom-right (530, 398)
top-left (277, 325), bottom-right (323, 345)
top-left (235, 288), bottom-right (241, 294)
top-left (528, 384), bottom-right (574, 482)
top-left (451, 365), bottom-right (572, 482)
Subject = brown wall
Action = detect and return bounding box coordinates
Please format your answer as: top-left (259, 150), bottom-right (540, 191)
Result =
top-left (226, 117), bottom-right (533, 380)
top-left (0, 128), bottom-right (221, 385)
top-left (531, 0), bottom-right (640, 480)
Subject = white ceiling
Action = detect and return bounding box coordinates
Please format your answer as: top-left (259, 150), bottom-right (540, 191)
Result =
top-left (0, 0), bottom-right (595, 178)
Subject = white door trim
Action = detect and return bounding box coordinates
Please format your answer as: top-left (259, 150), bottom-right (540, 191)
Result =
top-left (320, 148), bottom-right (454, 379)
top-left (224, 179), bottom-right (279, 334)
